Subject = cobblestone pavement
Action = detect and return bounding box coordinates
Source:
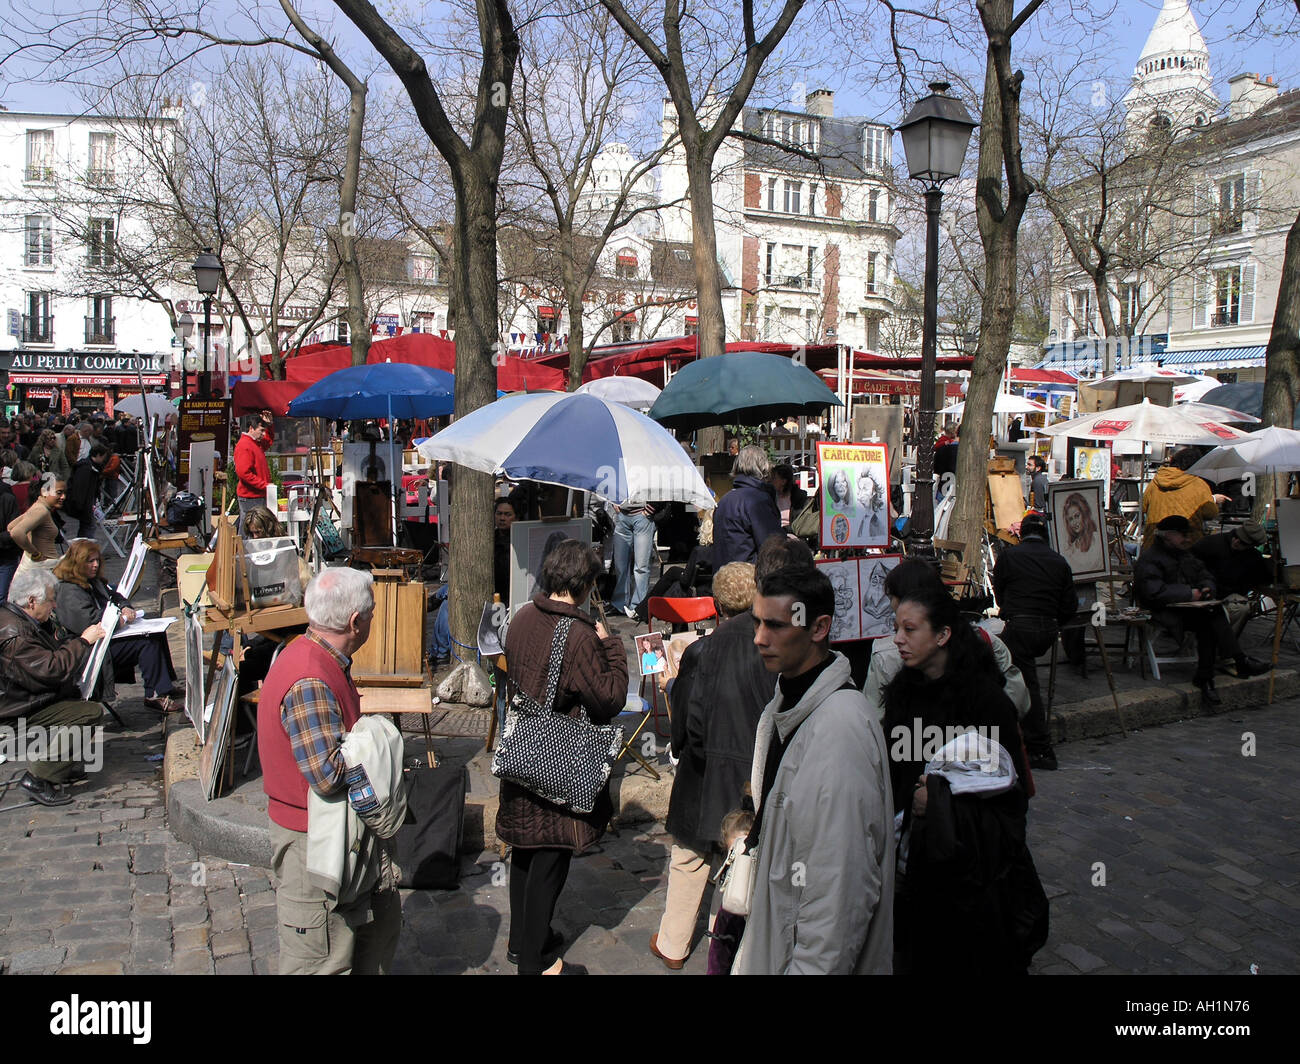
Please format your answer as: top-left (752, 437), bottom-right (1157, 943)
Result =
top-left (3, 687), bottom-right (1297, 974)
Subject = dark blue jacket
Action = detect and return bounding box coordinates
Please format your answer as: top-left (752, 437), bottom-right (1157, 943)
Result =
top-left (712, 474), bottom-right (781, 567)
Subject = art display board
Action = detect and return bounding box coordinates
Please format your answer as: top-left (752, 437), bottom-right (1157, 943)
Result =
top-left (987, 469), bottom-right (1027, 534)
top-left (187, 441), bottom-right (216, 536)
top-left (78, 604), bottom-right (121, 700)
top-left (1047, 479), bottom-right (1111, 582)
top-left (1072, 444), bottom-right (1112, 509)
top-left (184, 609), bottom-right (207, 742)
top-left (816, 441), bottom-right (891, 550)
top-left (115, 534), bottom-right (147, 599)
top-left (178, 397), bottom-right (230, 493)
top-left (508, 517), bottom-right (593, 617)
top-left (340, 442), bottom-right (392, 529)
top-left (851, 406), bottom-right (904, 484)
top-left (817, 554), bottom-right (903, 644)
top-left (199, 657), bottom-right (239, 801)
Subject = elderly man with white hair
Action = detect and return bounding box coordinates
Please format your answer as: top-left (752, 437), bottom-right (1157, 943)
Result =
top-left (0, 567), bottom-right (105, 806)
top-left (257, 565), bottom-right (400, 974)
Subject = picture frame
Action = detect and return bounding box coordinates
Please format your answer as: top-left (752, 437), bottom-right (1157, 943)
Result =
top-left (1048, 479), bottom-right (1111, 582)
top-left (816, 441), bottom-right (891, 550)
top-left (199, 657), bottom-right (239, 802)
top-left (816, 555), bottom-right (903, 643)
top-left (634, 632), bottom-right (668, 677)
top-left (184, 607), bottom-right (207, 742)
top-left (1072, 445), bottom-right (1111, 508)
top-left (508, 517), bottom-right (593, 617)
top-left (115, 534), bottom-right (147, 599)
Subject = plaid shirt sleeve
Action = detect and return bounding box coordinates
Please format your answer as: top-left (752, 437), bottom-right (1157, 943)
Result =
top-left (280, 677), bottom-right (348, 796)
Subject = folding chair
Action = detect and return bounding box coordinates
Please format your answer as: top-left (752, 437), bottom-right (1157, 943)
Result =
top-left (638, 596), bottom-right (717, 739)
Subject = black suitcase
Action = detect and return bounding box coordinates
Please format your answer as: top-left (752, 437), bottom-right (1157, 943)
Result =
top-left (395, 762), bottom-right (468, 889)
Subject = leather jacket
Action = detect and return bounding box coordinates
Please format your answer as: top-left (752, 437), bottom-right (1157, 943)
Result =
top-left (0, 601), bottom-right (92, 721)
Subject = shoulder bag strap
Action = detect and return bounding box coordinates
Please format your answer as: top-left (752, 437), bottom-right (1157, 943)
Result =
top-left (539, 615), bottom-right (573, 712)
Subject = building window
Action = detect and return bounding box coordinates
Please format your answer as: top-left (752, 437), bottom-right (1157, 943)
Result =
top-left (766, 176), bottom-right (778, 211)
top-left (409, 255), bottom-right (439, 283)
top-left (25, 215), bottom-right (53, 267)
top-left (807, 247), bottom-right (817, 289)
top-left (864, 126), bottom-right (889, 171)
top-left (1070, 288), bottom-right (1095, 337)
top-left (87, 132), bottom-right (116, 184)
top-left (1212, 266), bottom-right (1248, 326)
top-left (337, 318), bottom-right (350, 344)
top-left (86, 295), bottom-right (114, 344)
top-left (869, 189), bottom-right (880, 223)
top-left (87, 218), bottom-right (116, 267)
top-left (866, 251), bottom-right (878, 294)
top-left (765, 114), bottom-right (819, 152)
top-left (537, 306), bottom-right (558, 334)
top-left (765, 242), bottom-right (776, 286)
top-left (783, 180), bottom-right (801, 214)
top-left (23, 292), bottom-right (52, 343)
top-left (611, 315), bottom-right (635, 342)
top-left (684, 315), bottom-right (699, 336)
top-left (808, 182), bottom-right (817, 216)
top-left (615, 249), bottom-right (638, 279)
top-left (1119, 282), bottom-right (1141, 332)
top-left (1215, 175), bottom-right (1245, 236)
top-left (25, 129), bottom-right (54, 183)
top-left (410, 311), bottom-right (437, 334)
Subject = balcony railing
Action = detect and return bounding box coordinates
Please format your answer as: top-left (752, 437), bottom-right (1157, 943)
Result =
top-left (1211, 309), bottom-right (1239, 328)
top-left (85, 316), bottom-right (116, 344)
top-left (24, 166), bottom-right (56, 183)
top-left (22, 314), bottom-right (53, 343)
top-left (86, 168), bottom-right (116, 187)
top-left (765, 274), bottom-right (820, 291)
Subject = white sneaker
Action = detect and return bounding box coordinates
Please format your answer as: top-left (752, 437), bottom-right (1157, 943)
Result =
top-left (624, 607), bottom-right (638, 620)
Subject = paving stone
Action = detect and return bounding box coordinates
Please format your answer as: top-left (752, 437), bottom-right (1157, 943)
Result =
top-left (215, 954), bottom-right (254, 975)
top-left (59, 961), bottom-right (127, 975)
top-left (210, 929), bottom-right (249, 958)
top-left (8, 946), bottom-right (68, 973)
top-left (173, 926), bottom-right (210, 951)
top-left (171, 949), bottom-right (214, 975)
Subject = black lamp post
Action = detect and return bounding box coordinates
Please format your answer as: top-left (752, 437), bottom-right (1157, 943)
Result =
top-left (897, 81), bottom-right (977, 555)
top-left (192, 248), bottom-right (223, 399)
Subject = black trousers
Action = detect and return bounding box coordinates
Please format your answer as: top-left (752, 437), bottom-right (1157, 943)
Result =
top-left (1000, 618), bottom-right (1058, 753)
top-left (109, 634), bottom-right (177, 697)
top-left (1158, 605), bottom-right (1241, 683)
top-left (508, 847), bottom-right (572, 974)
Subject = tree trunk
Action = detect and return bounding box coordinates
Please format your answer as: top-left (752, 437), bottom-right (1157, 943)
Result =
top-left (1257, 207), bottom-right (1300, 516)
top-left (566, 291), bottom-right (587, 391)
top-left (341, 83), bottom-right (372, 368)
top-left (446, 171), bottom-right (500, 647)
top-left (685, 135), bottom-right (727, 454)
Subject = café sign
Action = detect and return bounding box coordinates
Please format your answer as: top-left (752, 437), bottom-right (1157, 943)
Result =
top-left (4, 352), bottom-right (166, 374)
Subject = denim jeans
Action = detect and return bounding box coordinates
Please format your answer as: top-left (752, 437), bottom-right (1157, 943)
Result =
top-left (429, 584), bottom-right (451, 659)
top-left (611, 512), bottom-right (654, 614)
top-left (0, 557), bottom-right (17, 603)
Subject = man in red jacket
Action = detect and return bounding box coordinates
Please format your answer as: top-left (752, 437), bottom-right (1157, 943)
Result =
top-left (233, 414), bottom-right (272, 533)
top-left (258, 566), bottom-right (399, 974)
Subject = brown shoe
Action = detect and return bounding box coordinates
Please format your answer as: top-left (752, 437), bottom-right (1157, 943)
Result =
top-left (649, 933), bottom-right (684, 971)
top-left (145, 696), bottom-right (184, 714)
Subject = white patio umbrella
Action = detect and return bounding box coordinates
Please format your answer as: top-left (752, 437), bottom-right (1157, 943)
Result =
top-left (1084, 364), bottom-right (1200, 410)
top-left (575, 376), bottom-right (662, 410)
top-left (1173, 375), bottom-right (1224, 404)
top-left (941, 393), bottom-right (1049, 418)
top-left (1043, 398), bottom-right (1247, 446)
top-left (1185, 425), bottom-right (1300, 482)
top-left (115, 392), bottom-right (177, 422)
top-left (1172, 401), bottom-right (1261, 425)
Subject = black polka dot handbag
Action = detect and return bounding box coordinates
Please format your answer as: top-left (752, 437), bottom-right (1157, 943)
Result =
top-left (490, 617), bottom-right (624, 815)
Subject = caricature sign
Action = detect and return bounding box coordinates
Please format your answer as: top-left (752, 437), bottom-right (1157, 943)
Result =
top-left (817, 441), bottom-right (890, 550)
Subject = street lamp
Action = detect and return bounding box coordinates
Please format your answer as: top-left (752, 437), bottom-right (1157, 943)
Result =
top-left (897, 81), bottom-right (977, 555)
top-left (192, 248), bottom-right (223, 399)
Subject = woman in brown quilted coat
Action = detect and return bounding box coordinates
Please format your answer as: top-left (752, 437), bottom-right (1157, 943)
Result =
top-left (496, 538), bottom-right (628, 975)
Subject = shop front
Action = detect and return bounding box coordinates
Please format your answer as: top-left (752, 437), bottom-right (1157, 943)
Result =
top-left (2, 351), bottom-right (169, 415)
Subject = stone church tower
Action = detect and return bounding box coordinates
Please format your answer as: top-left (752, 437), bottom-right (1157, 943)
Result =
top-left (1122, 0), bottom-right (1220, 139)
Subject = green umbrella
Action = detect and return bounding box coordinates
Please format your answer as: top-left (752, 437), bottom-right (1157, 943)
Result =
top-left (648, 351), bottom-right (843, 431)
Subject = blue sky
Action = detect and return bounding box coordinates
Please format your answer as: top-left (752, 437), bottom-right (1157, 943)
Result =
top-left (1, 0), bottom-right (1296, 127)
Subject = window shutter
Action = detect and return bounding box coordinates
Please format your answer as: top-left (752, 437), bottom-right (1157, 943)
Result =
top-left (1245, 169), bottom-right (1262, 232)
top-left (1192, 274), bottom-right (1207, 328)
top-left (1192, 183), bottom-right (1206, 238)
top-left (1240, 263), bottom-right (1256, 323)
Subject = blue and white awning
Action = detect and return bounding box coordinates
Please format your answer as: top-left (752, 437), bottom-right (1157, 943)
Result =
top-left (1156, 346), bottom-right (1267, 369)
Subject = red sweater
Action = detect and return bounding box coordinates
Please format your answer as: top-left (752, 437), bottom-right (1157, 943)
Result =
top-left (258, 634), bottom-right (362, 832)
top-left (234, 431), bottom-right (271, 499)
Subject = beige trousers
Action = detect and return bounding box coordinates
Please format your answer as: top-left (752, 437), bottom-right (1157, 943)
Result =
top-left (270, 821), bottom-right (402, 975)
top-left (656, 842), bottom-right (716, 961)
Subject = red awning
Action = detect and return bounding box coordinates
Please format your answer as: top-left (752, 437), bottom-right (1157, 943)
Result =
top-left (9, 373), bottom-right (168, 386)
top-left (1009, 367), bottom-right (1078, 385)
top-left (232, 380), bottom-right (306, 416)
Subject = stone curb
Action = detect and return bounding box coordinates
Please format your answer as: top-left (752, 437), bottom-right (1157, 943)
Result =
top-left (165, 668), bottom-right (1298, 868)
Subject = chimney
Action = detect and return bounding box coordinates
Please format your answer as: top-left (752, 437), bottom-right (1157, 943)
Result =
top-left (805, 88), bottom-right (834, 118)
top-left (1228, 72), bottom-right (1279, 120)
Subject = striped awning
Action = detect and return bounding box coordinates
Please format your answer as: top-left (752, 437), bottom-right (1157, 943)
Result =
top-left (1156, 346), bottom-right (1267, 368)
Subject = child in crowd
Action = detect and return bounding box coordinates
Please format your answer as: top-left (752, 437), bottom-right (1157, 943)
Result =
top-left (707, 809), bottom-right (754, 975)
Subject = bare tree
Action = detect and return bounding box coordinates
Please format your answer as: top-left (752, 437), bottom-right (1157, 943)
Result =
top-left (329, 0), bottom-right (518, 647)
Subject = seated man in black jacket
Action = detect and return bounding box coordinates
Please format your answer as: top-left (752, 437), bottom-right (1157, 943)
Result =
top-left (1192, 519), bottom-right (1271, 633)
top-left (992, 512), bottom-right (1077, 771)
top-left (1135, 515), bottom-right (1269, 705)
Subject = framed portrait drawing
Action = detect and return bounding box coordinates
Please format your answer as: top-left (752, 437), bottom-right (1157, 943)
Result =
top-left (817, 558), bottom-right (861, 643)
top-left (1048, 480), bottom-right (1110, 582)
top-left (816, 441), bottom-right (891, 550)
top-left (816, 555), bottom-right (902, 644)
top-left (1072, 445), bottom-right (1111, 508)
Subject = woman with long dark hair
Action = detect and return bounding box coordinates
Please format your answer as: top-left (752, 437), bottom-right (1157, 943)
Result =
top-left (883, 586), bottom-right (1046, 974)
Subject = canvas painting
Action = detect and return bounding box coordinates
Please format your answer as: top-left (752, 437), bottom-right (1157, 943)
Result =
top-left (1073, 445), bottom-right (1111, 508)
top-left (858, 555), bottom-right (903, 640)
top-left (1048, 480), bottom-right (1110, 582)
top-left (508, 518), bottom-right (593, 616)
top-left (199, 657), bottom-right (239, 802)
top-left (817, 441), bottom-right (891, 550)
top-left (635, 632), bottom-right (668, 676)
top-left (184, 609), bottom-right (206, 742)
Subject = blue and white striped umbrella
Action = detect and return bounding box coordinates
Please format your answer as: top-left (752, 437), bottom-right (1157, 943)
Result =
top-left (416, 392), bottom-right (715, 508)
